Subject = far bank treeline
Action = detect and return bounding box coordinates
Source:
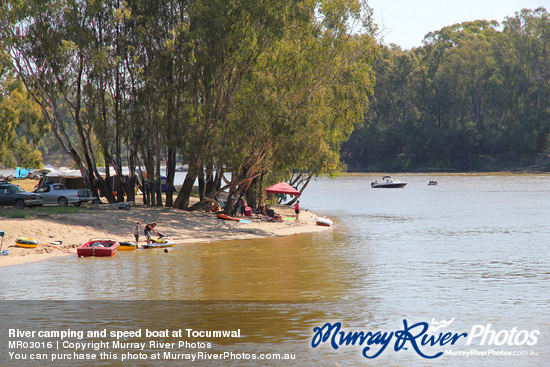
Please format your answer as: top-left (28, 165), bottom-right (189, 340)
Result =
top-left (0, 0), bottom-right (377, 209)
top-left (343, 7), bottom-right (550, 172)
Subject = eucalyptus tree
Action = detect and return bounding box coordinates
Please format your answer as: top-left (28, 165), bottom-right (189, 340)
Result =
top-left (0, 0), bottom-right (116, 199)
top-left (495, 7), bottom-right (550, 153)
top-left (0, 67), bottom-right (46, 168)
top-left (343, 8), bottom-right (550, 171)
top-left (172, 0), bottom-right (378, 211)
top-left (171, 0), bottom-right (306, 210)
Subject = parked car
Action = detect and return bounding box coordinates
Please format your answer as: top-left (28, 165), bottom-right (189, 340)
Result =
top-left (33, 183), bottom-right (97, 206)
top-left (0, 181), bottom-right (43, 208)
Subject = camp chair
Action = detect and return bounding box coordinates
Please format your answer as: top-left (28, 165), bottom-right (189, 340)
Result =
top-left (214, 196), bottom-right (225, 209)
top-left (0, 231), bottom-right (7, 256)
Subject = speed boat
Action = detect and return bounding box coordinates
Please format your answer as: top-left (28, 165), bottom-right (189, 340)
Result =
top-left (371, 176), bottom-right (407, 188)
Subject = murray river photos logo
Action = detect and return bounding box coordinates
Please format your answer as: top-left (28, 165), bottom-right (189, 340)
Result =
top-left (310, 318), bottom-right (540, 359)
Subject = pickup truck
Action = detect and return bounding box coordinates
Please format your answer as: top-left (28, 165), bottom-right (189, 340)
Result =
top-left (34, 183), bottom-right (97, 206)
top-left (0, 181), bottom-right (43, 208)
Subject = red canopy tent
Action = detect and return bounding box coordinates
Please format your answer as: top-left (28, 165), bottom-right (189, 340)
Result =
top-left (264, 182), bottom-right (301, 196)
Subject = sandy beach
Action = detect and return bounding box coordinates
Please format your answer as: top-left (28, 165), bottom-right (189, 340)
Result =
top-left (0, 201), bottom-right (327, 267)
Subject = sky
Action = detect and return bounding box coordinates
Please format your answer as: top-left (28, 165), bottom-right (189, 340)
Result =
top-left (367, 0), bottom-right (547, 49)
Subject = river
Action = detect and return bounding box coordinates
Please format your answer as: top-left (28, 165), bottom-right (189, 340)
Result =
top-left (0, 173), bottom-right (548, 366)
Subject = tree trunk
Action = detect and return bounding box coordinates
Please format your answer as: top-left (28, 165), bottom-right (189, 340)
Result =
top-left (198, 166), bottom-right (205, 201)
top-left (174, 172), bottom-right (197, 210)
top-left (174, 156), bottom-right (201, 210)
top-left (165, 148), bottom-right (176, 207)
top-left (204, 166), bottom-right (215, 197)
top-left (155, 160), bottom-right (163, 207)
top-left (257, 170), bottom-right (265, 207)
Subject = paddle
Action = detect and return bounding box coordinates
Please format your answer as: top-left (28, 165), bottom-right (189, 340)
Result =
top-left (40, 241), bottom-right (71, 253)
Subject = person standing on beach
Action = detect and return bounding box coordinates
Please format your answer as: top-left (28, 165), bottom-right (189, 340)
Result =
top-left (294, 200), bottom-right (300, 223)
top-left (134, 221), bottom-right (141, 242)
top-left (236, 196), bottom-right (246, 216)
top-left (144, 222), bottom-right (159, 244)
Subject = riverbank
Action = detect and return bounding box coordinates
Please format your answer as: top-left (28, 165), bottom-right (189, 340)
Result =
top-left (0, 203), bottom-right (326, 267)
top-left (345, 152), bottom-right (550, 173)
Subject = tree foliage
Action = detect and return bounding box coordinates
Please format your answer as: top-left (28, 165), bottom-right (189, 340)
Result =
top-left (343, 8), bottom-right (550, 171)
top-left (0, 0), bottom-right (377, 207)
top-left (0, 58), bottom-right (46, 168)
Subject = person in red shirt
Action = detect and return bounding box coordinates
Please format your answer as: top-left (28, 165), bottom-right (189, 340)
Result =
top-left (294, 200), bottom-right (300, 223)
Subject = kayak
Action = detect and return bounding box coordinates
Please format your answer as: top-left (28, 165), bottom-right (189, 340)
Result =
top-left (314, 217), bottom-right (333, 227)
top-left (217, 213), bottom-right (240, 221)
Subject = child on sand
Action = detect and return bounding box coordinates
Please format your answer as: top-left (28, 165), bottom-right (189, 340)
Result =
top-left (134, 221), bottom-right (141, 242)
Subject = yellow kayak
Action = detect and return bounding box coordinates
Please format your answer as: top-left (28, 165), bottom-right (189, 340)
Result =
top-left (16, 238), bottom-right (39, 248)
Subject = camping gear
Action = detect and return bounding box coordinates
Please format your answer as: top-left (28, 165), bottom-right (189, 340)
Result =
top-left (214, 196), bottom-right (226, 209)
top-left (245, 206), bottom-right (252, 216)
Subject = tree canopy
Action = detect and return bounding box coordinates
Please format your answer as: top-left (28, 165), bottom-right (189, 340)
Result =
top-left (343, 8), bottom-right (550, 171)
top-left (0, 0), bottom-right (377, 208)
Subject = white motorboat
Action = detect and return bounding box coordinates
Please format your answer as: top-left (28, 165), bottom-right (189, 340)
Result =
top-left (371, 176), bottom-right (407, 188)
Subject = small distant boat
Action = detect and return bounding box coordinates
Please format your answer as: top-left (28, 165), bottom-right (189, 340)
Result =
top-left (118, 241), bottom-right (138, 250)
top-left (428, 181), bottom-right (439, 186)
top-left (142, 237), bottom-right (175, 249)
top-left (77, 239), bottom-right (119, 257)
top-left (15, 238), bottom-right (39, 248)
top-left (371, 176), bottom-right (407, 188)
top-left (315, 217), bottom-right (333, 227)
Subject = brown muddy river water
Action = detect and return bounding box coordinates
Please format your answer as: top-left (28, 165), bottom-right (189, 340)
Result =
top-left (1, 174), bottom-right (549, 366)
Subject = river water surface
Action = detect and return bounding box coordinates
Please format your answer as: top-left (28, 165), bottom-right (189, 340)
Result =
top-left (1, 174), bottom-right (549, 366)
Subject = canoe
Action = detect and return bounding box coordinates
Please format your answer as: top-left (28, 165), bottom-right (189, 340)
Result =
top-left (314, 217), bottom-right (333, 227)
top-left (217, 213), bottom-right (240, 221)
top-left (118, 241), bottom-right (138, 250)
top-left (77, 239), bottom-right (119, 257)
top-left (15, 238), bottom-right (39, 248)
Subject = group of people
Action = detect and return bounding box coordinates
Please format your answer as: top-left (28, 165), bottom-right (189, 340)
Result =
top-left (259, 200), bottom-right (300, 223)
top-left (134, 221), bottom-right (163, 245)
top-left (131, 197), bottom-right (301, 246)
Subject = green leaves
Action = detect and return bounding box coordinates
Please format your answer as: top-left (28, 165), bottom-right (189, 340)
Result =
top-left (1, 0), bottom-right (378, 204)
top-left (344, 7), bottom-right (550, 171)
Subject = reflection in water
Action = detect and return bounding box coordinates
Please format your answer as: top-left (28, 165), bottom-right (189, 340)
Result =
top-left (1, 174), bottom-right (549, 366)
top-left (0, 231), bottom-right (359, 302)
